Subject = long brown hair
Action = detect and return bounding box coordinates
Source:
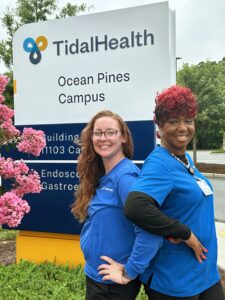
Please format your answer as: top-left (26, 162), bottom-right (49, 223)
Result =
top-left (71, 110), bottom-right (134, 222)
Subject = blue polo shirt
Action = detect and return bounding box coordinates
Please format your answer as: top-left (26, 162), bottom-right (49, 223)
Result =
top-left (80, 158), bottom-right (162, 283)
top-left (132, 146), bottom-right (220, 297)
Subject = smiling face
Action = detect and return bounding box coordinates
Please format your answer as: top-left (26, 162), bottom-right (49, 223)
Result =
top-left (159, 116), bottom-right (195, 155)
top-left (92, 116), bottom-right (126, 169)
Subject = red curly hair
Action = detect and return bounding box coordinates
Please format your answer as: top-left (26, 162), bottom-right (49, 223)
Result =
top-left (154, 85), bottom-right (198, 126)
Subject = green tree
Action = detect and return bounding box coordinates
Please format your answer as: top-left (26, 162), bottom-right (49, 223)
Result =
top-left (0, 0), bottom-right (89, 70)
top-left (56, 3), bottom-right (91, 18)
top-left (177, 59), bottom-right (225, 153)
top-left (0, 0), bottom-right (90, 108)
top-left (2, 71), bottom-right (14, 108)
top-left (0, 8), bottom-right (19, 70)
top-left (16, 0), bottom-right (57, 23)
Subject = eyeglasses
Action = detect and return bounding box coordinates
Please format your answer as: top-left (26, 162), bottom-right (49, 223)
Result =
top-left (92, 129), bottom-right (119, 139)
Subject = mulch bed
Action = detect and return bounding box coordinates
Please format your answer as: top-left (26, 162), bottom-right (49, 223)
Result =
top-left (221, 269), bottom-right (225, 294)
top-left (0, 240), bottom-right (16, 265)
top-left (196, 163), bottom-right (225, 174)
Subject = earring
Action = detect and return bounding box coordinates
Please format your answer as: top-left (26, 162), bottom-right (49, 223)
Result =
top-left (156, 131), bottom-right (161, 139)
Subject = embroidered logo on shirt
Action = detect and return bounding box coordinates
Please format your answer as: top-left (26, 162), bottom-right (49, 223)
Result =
top-left (100, 187), bottom-right (113, 192)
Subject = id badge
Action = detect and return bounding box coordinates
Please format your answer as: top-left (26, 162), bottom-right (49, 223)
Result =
top-left (196, 178), bottom-right (213, 196)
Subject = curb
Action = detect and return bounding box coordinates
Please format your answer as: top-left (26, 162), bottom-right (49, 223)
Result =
top-left (202, 173), bottom-right (225, 179)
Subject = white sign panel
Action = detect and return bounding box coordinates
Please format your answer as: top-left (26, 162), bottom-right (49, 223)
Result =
top-left (13, 2), bottom-right (175, 125)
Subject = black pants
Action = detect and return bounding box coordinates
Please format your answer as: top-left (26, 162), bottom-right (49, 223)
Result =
top-left (85, 275), bottom-right (141, 300)
top-left (144, 280), bottom-right (225, 300)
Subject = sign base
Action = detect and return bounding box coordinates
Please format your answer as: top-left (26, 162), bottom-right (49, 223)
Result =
top-left (16, 231), bottom-right (85, 266)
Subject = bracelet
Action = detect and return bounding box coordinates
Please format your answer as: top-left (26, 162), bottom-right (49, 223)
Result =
top-left (122, 266), bottom-right (132, 280)
top-left (121, 274), bottom-right (125, 285)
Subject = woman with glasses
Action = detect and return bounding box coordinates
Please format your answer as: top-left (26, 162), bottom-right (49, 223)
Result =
top-left (71, 110), bottom-right (162, 300)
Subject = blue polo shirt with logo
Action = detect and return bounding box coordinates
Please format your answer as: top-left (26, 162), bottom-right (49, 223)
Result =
top-left (80, 158), bottom-right (162, 283)
top-left (132, 146), bottom-right (220, 297)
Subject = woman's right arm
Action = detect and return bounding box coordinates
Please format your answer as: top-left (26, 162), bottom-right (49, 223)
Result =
top-left (124, 191), bottom-right (207, 263)
top-left (124, 191), bottom-right (191, 239)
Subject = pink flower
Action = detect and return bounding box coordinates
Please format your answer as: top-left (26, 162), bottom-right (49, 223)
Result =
top-left (0, 158), bottom-right (29, 179)
top-left (0, 120), bottom-right (20, 142)
top-left (0, 95), bottom-right (5, 103)
top-left (12, 170), bottom-right (42, 198)
top-left (0, 75), bottom-right (45, 227)
top-left (17, 127), bottom-right (46, 156)
top-left (0, 75), bottom-right (9, 95)
top-left (0, 192), bottom-right (30, 227)
top-left (0, 104), bottom-right (14, 123)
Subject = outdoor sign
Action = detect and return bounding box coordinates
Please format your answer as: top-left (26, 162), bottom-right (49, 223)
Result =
top-left (9, 1), bottom-right (175, 234)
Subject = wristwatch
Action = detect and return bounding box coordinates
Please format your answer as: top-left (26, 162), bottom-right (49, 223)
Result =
top-left (122, 266), bottom-right (132, 280)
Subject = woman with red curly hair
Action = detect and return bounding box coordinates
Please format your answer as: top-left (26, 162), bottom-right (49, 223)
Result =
top-left (123, 86), bottom-right (225, 299)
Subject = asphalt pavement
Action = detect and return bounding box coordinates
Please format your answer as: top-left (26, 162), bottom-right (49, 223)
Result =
top-left (205, 177), bottom-right (224, 271)
top-left (209, 178), bottom-right (225, 222)
top-left (187, 151), bottom-right (225, 269)
top-left (188, 150), bottom-right (225, 164)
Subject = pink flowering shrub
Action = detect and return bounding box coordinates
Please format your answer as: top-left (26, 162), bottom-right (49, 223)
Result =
top-left (17, 127), bottom-right (46, 156)
top-left (11, 171), bottom-right (42, 198)
top-left (0, 192), bottom-right (30, 227)
top-left (0, 75), bottom-right (8, 94)
top-left (0, 95), bottom-right (5, 103)
top-left (0, 74), bottom-right (46, 227)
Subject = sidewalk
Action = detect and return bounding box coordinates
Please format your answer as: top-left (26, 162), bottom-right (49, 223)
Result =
top-left (202, 173), bottom-right (225, 270)
top-left (216, 221), bottom-right (225, 270)
top-left (203, 173), bottom-right (225, 179)
top-left (191, 170), bottom-right (224, 268)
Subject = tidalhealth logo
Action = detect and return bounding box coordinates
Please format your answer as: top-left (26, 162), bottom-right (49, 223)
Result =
top-left (23, 36), bottom-right (48, 64)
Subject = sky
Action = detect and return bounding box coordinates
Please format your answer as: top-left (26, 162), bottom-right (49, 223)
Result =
top-left (0, 0), bottom-right (225, 71)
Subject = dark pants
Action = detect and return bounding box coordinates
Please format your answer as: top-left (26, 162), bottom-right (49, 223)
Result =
top-left (144, 280), bottom-right (225, 300)
top-left (85, 275), bottom-right (141, 300)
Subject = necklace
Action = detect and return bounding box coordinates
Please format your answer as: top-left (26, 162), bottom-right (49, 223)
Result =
top-left (170, 152), bottom-right (194, 175)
